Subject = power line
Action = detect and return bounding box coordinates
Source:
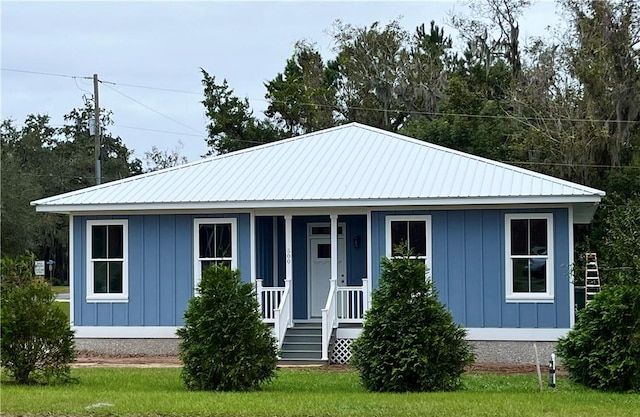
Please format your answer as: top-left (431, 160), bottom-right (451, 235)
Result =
top-left (115, 124), bottom-right (204, 137)
top-left (102, 80), bottom-right (201, 96)
top-left (1, 68), bottom-right (91, 80)
top-left (102, 83), bottom-right (205, 135)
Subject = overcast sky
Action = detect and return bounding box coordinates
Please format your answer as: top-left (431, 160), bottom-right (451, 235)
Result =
top-left (1, 1), bottom-right (560, 163)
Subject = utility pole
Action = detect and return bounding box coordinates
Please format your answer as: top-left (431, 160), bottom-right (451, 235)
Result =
top-left (93, 74), bottom-right (101, 185)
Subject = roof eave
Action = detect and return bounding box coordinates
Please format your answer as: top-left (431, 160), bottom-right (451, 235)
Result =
top-left (33, 194), bottom-right (604, 214)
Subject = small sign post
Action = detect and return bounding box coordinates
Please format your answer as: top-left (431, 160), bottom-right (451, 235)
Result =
top-left (34, 260), bottom-right (45, 277)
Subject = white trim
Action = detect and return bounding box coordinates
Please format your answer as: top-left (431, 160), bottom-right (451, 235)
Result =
top-left (73, 326), bottom-right (180, 338)
top-left (284, 214), bottom-right (293, 281)
top-left (335, 327), bottom-right (569, 341)
top-left (384, 215), bottom-right (432, 273)
top-left (34, 195), bottom-right (603, 214)
top-left (465, 328), bottom-right (569, 341)
top-left (69, 216), bottom-right (75, 326)
top-left (568, 206), bottom-right (575, 327)
top-left (306, 221), bottom-right (346, 319)
top-left (366, 210), bottom-right (372, 297)
top-left (336, 327), bottom-right (362, 339)
top-left (250, 210), bottom-right (256, 283)
top-left (86, 219), bottom-right (129, 303)
top-left (193, 218), bottom-right (238, 292)
top-left (272, 216), bottom-right (279, 284)
top-left (72, 325), bottom-right (568, 341)
top-left (504, 213), bottom-right (555, 302)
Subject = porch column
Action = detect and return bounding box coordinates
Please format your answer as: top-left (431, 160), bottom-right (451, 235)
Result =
top-left (330, 214), bottom-right (338, 282)
top-left (284, 214), bottom-right (293, 326)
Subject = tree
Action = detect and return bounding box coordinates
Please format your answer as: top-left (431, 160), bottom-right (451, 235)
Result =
top-left (562, 0), bottom-right (640, 169)
top-left (201, 69), bottom-right (284, 155)
top-left (264, 41), bottom-right (338, 136)
top-left (332, 20), bottom-right (411, 130)
top-left (177, 265), bottom-right (278, 391)
top-left (451, 0), bottom-right (531, 81)
top-left (351, 249), bottom-right (474, 392)
top-left (144, 141), bottom-right (188, 172)
top-left (0, 253), bottom-right (76, 384)
top-left (1, 118), bottom-right (47, 256)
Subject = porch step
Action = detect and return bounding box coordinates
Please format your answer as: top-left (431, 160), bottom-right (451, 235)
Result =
top-left (279, 323), bottom-right (324, 362)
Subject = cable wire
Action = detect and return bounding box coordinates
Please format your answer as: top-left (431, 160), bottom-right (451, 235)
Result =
top-left (102, 83), bottom-right (205, 135)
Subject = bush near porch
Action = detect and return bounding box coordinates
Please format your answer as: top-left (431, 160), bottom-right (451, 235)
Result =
top-left (351, 249), bottom-right (474, 392)
top-left (177, 264), bottom-right (278, 391)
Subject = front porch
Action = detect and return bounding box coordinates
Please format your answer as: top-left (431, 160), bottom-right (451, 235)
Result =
top-left (251, 213), bottom-right (371, 362)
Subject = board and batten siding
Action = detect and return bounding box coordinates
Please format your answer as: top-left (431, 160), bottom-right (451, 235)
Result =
top-left (73, 213), bottom-right (251, 327)
top-left (370, 208), bottom-right (570, 329)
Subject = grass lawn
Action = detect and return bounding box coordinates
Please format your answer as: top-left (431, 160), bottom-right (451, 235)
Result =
top-left (54, 301), bottom-right (70, 321)
top-left (51, 285), bottom-right (70, 294)
top-left (1, 368), bottom-right (638, 417)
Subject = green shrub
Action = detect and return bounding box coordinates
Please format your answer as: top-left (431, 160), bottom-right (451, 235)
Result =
top-left (351, 250), bottom-right (475, 392)
top-left (0, 253), bottom-right (76, 384)
top-left (557, 281), bottom-right (640, 392)
top-left (177, 265), bottom-right (278, 391)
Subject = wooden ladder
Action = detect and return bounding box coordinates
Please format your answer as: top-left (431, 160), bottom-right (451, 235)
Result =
top-left (585, 253), bottom-right (601, 305)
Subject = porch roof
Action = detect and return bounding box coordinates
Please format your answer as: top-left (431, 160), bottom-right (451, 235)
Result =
top-left (32, 123), bottom-right (604, 218)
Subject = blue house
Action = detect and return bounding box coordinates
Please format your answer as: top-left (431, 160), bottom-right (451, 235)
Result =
top-left (32, 123), bottom-right (604, 363)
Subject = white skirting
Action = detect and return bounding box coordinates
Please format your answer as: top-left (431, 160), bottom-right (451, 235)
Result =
top-left (73, 326), bottom-right (179, 338)
top-left (73, 326), bottom-right (569, 342)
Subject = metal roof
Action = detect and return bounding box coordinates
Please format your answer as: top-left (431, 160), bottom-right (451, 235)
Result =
top-left (32, 123), bottom-right (605, 213)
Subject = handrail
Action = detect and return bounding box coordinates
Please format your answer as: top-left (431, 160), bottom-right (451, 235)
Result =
top-left (321, 278), bottom-right (338, 361)
top-left (274, 278), bottom-right (292, 349)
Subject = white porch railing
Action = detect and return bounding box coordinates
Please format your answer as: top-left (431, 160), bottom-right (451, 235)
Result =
top-left (256, 279), bottom-right (284, 323)
top-left (322, 278), bottom-right (369, 360)
top-left (336, 278), bottom-right (369, 322)
top-left (321, 277), bottom-right (338, 361)
top-left (273, 278), bottom-right (292, 349)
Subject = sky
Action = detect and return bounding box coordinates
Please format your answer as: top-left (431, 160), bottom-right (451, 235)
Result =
top-left (1, 0), bottom-right (561, 163)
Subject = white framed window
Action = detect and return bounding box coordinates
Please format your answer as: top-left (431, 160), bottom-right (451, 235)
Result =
top-left (194, 218), bottom-right (237, 290)
top-left (86, 219), bottom-right (128, 302)
top-left (505, 213), bottom-right (554, 302)
top-left (385, 215), bottom-right (432, 274)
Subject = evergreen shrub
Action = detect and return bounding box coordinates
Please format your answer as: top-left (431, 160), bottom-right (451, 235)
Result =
top-left (557, 280), bottom-right (640, 392)
top-left (177, 265), bottom-right (278, 391)
top-left (351, 249), bottom-right (474, 392)
top-left (0, 253), bottom-right (75, 384)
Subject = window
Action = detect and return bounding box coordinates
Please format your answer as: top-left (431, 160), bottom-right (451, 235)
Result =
top-left (86, 219), bottom-right (128, 302)
top-left (505, 214), bottom-right (554, 302)
top-left (194, 218), bottom-right (237, 289)
top-left (385, 215), bottom-right (432, 273)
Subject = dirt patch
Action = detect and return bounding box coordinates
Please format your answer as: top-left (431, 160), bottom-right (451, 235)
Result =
top-left (74, 351), bottom-right (182, 368)
top-left (74, 352), bottom-right (563, 374)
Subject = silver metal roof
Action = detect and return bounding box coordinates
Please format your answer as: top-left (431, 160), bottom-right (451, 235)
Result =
top-left (32, 123), bottom-right (604, 213)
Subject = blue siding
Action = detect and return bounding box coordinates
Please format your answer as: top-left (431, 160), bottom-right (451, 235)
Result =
top-left (74, 213), bottom-right (251, 327)
top-left (482, 211), bottom-right (502, 327)
top-left (343, 215), bottom-right (367, 286)
top-left (371, 208), bottom-right (571, 329)
top-left (73, 208), bottom-right (570, 330)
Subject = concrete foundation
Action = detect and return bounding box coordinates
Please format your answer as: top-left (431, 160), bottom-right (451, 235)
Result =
top-left (76, 338), bottom-right (557, 364)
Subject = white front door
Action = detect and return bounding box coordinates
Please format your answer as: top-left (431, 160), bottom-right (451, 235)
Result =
top-left (308, 226), bottom-right (346, 319)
